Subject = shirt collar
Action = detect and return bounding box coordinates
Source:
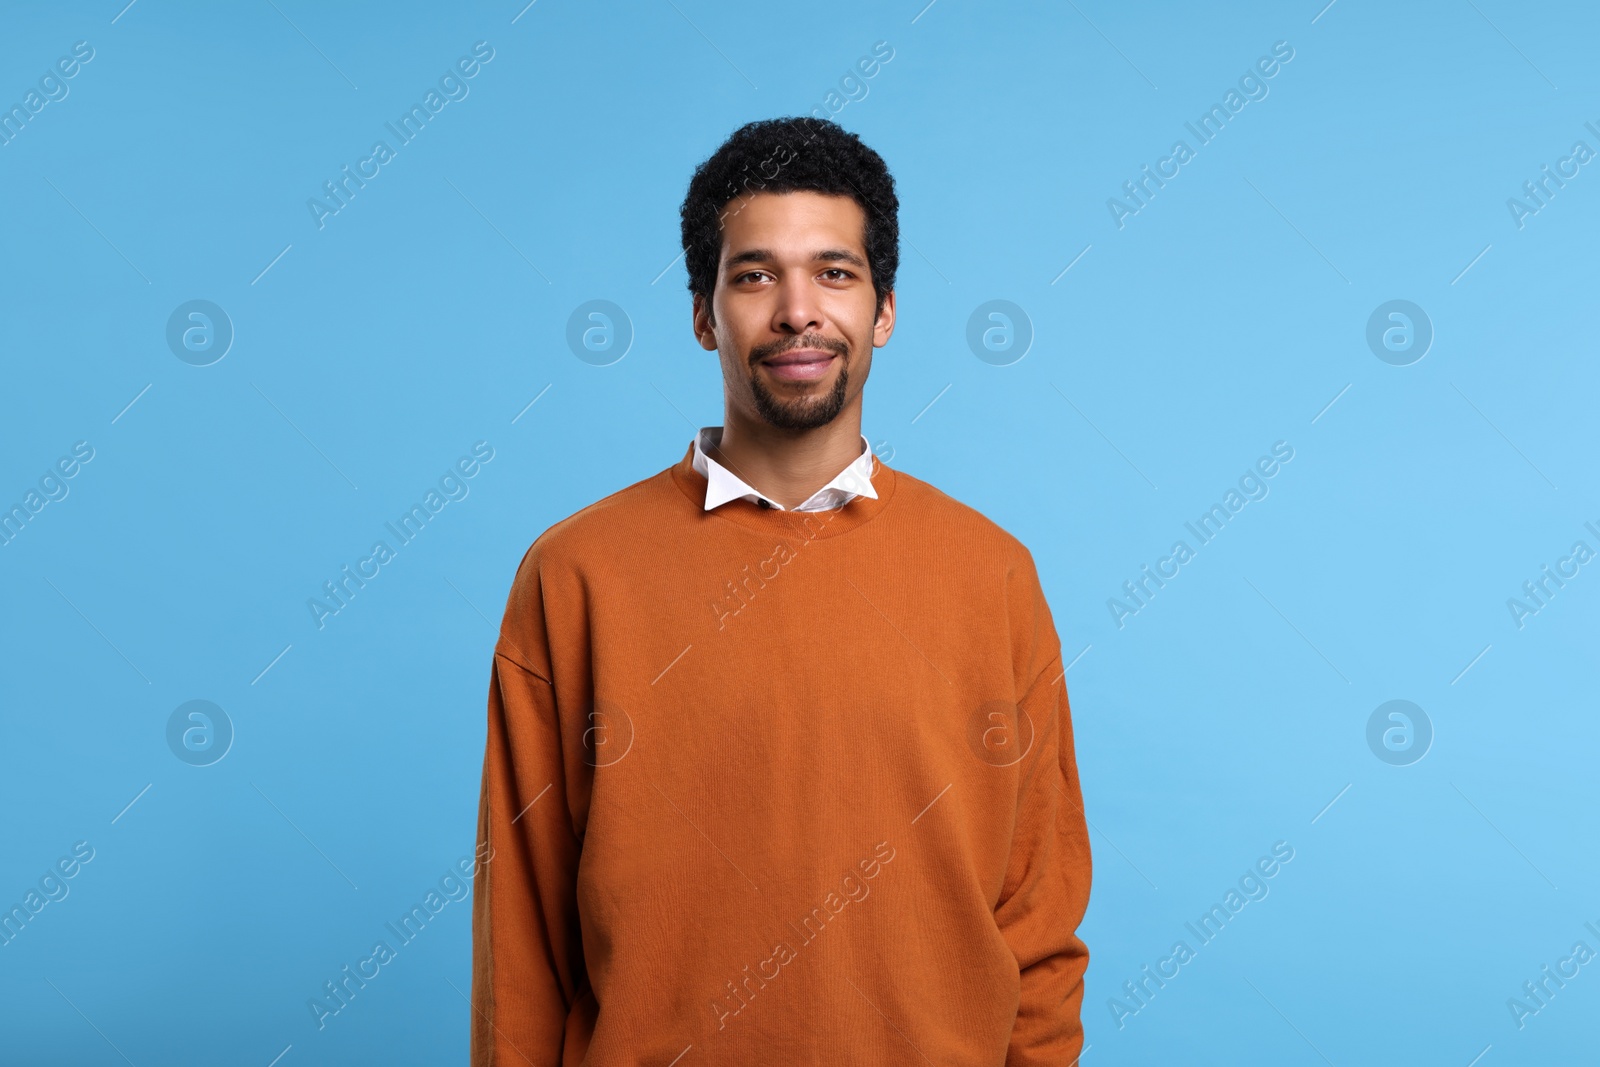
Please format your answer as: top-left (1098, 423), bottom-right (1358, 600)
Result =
top-left (691, 426), bottom-right (880, 512)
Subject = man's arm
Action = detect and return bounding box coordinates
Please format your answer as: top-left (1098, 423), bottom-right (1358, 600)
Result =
top-left (996, 650), bottom-right (1093, 1064)
top-left (471, 649), bottom-right (585, 1066)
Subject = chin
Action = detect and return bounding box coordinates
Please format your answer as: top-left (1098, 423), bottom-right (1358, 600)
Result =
top-left (746, 353), bottom-right (851, 431)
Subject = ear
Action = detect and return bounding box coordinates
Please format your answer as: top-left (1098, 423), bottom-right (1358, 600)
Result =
top-left (871, 290), bottom-right (896, 348)
top-left (692, 292), bottom-right (718, 352)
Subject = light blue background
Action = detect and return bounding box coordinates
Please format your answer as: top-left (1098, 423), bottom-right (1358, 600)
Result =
top-left (2, 0), bottom-right (1596, 1063)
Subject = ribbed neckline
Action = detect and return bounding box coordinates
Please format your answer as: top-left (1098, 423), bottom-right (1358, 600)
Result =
top-left (669, 442), bottom-right (898, 539)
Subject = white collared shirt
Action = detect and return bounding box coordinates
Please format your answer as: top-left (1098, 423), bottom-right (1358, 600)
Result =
top-left (691, 426), bottom-right (879, 512)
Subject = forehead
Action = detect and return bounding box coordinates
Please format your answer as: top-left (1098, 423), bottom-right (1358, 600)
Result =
top-left (718, 190), bottom-right (867, 256)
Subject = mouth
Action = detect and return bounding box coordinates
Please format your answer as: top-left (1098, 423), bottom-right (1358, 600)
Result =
top-left (761, 348), bottom-right (839, 383)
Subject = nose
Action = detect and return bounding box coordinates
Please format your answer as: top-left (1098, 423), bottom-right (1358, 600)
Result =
top-left (771, 273), bottom-right (824, 336)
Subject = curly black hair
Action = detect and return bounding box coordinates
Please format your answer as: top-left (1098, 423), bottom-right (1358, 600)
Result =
top-left (679, 117), bottom-right (899, 319)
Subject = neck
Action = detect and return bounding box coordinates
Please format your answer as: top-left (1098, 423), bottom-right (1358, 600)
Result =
top-left (709, 400), bottom-right (866, 510)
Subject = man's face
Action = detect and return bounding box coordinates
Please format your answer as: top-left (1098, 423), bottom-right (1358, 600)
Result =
top-left (693, 190), bottom-right (895, 432)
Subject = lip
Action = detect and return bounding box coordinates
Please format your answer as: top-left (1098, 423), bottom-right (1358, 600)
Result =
top-left (763, 348), bottom-right (837, 366)
top-left (761, 349), bottom-right (838, 382)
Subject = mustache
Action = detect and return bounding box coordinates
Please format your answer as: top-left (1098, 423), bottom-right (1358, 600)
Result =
top-left (750, 335), bottom-right (849, 365)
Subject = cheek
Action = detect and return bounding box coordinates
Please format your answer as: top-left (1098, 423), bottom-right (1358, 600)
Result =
top-left (719, 338), bottom-right (758, 380)
top-left (843, 340), bottom-right (872, 381)
top-left (822, 292), bottom-right (870, 340)
top-left (849, 302), bottom-right (884, 351)
top-left (714, 293), bottom-right (765, 341)
top-left (705, 302), bottom-right (736, 351)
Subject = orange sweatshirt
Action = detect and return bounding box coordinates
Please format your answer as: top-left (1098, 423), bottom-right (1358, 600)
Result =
top-left (471, 443), bottom-right (1091, 1065)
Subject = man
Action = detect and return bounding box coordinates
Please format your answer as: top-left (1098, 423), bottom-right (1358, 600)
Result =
top-left (471, 116), bottom-right (1091, 1065)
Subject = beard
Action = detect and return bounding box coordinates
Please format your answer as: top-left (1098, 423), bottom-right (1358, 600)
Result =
top-left (749, 358), bottom-right (849, 430)
top-left (746, 332), bottom-right (851, 431)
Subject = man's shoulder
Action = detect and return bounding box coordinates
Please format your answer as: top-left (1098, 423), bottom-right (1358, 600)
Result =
top-left (517, 462), bottom-right (682, 571)
top-left (892, 466), bottom-right (1059, 685)
top-left (494, 462), bottom-right (682, 672)
top-left (890, 465), bottom-right (1039, 570)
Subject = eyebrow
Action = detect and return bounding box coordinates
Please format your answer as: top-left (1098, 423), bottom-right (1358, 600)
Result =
top-left (723, 248), bottom-right (869, 273)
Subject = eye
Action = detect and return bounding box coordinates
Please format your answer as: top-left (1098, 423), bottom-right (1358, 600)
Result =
top-left (821, 269), bottom-right (852, 281)
top-left (734, 270), bottom-right (769, 284)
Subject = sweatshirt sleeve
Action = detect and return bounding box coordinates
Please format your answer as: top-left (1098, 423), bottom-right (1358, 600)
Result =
top-left (996, 651), bottom-right (1093, 1064)
top-left (470, 649), bottom-right (586, 1066)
